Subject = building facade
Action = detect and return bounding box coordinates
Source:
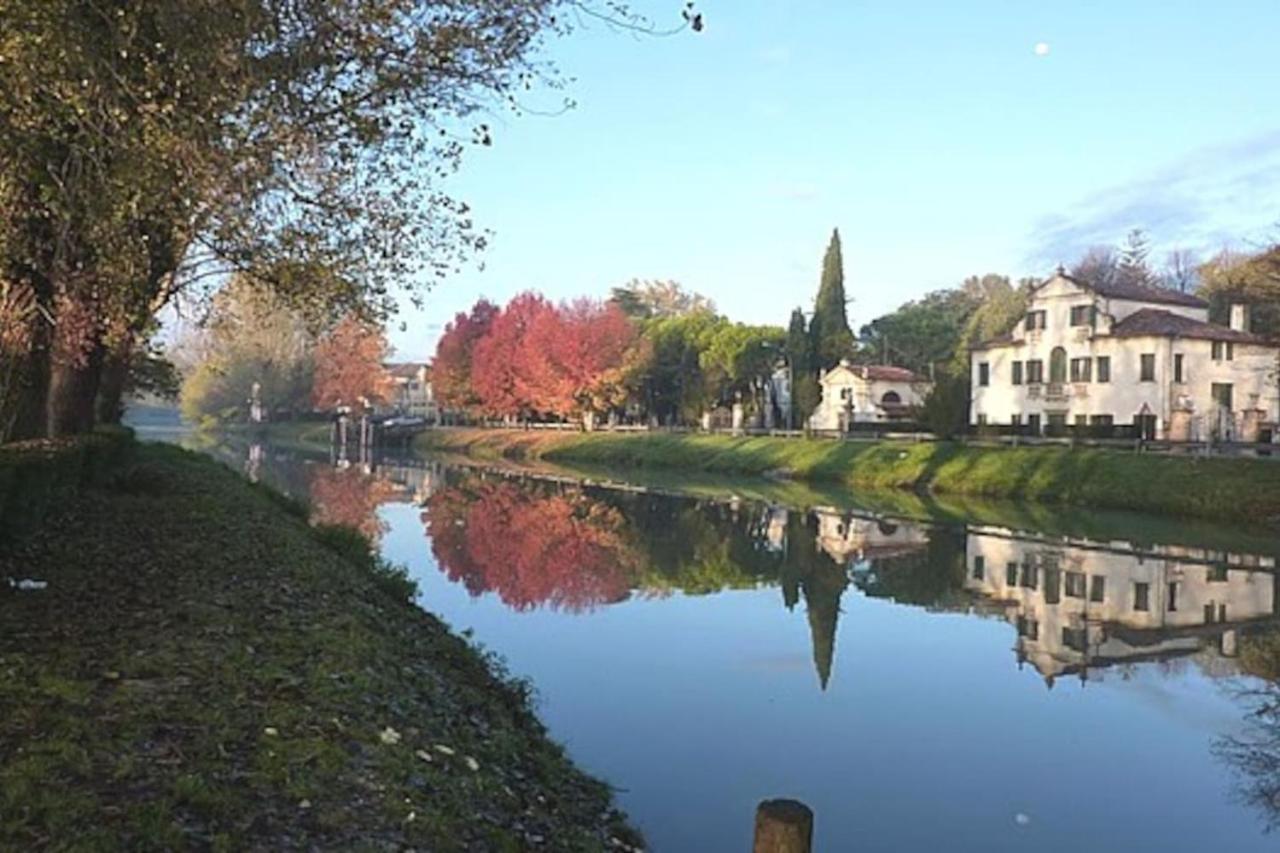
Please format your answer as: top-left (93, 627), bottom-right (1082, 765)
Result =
top-left (970, 271), bottom-right (1280, 441)
top-left (382, 362), bottom-right (438, 421)
top-left (808, 361), bottom-right (930, 431)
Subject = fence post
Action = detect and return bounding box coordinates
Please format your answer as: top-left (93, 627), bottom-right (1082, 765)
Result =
top-left (753, 799), bottom-right (813, 853)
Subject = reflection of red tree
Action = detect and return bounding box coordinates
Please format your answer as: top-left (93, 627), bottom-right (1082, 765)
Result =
top-left (424, 480), bottom-right (640, 612)
top-left (309, 466), bottom-right (399, 542)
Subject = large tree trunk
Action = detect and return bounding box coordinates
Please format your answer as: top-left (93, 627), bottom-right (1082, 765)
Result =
top-left (9, 322), bottom-right (52, 441)
top-left (95, 341), bottom-right (132, 425)
top-left (46, 343), bottom-right (104, 438)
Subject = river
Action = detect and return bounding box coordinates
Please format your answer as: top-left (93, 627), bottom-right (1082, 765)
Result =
top-left (178, 432), bottom-right (1280, 852)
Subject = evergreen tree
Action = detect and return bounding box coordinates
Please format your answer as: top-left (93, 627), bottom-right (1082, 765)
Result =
top-left (1117, 228), bottom-right (1154, 287)
top-left (784, 307), bottom-right (820, 425)
top-left (810, 229), bottom-right (855, 368)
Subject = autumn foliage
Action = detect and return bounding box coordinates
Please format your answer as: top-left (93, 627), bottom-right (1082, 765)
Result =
top-left (437, 293), bottom-right (641, 420)
top-left (312, 315), bottom-right (393, 410)
top-left (424, 479), bottom-right (641, 612)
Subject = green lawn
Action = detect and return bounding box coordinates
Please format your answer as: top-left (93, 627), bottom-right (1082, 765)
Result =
top-left (416, 429), bottom-right (1280, 525)
top-left (0, 441), bottom-right (635, 851)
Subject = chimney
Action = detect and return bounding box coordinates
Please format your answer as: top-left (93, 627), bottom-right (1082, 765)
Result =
top-left (1229, 303), bottom-right (1251, 333)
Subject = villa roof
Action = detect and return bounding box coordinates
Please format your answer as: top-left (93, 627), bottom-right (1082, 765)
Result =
top-left (1110, 308), bottom-right (1269, 344)
top-left (823, 362), bottom-right (922, 384)
top-left (386, 362), bottom-right (428, 379)
top-left (1053, 271), bottom-right (1209, 309)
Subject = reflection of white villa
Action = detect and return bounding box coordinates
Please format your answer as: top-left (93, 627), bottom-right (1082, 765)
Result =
top-left (815, 510), bottom-right (930, 566)
top-left (965, 529), bottom-right (1277, 683)
top-left (764, 506), bottom-right (790, 553)
top-left (808, 361), bottom-right (931, 431)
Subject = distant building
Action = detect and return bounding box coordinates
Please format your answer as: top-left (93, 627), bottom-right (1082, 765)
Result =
top-left (382, 362), bottom-right (438, 421)
top-left (807, 360), bottom-right (930, 431)
top-left (970, 270), bottom-right (1280, 441)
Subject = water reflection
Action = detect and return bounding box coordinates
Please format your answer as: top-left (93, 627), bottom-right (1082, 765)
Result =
top-left (201, 440), bottom-right (1280, 846)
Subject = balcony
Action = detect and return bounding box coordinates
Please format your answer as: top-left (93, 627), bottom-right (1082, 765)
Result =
top-left (1027, 383), bottom-right (1042, 399)
top-left (1045, 383), bottom-right (1068, 401)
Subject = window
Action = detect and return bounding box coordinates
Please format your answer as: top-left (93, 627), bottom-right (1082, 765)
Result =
top-left (1065, 572), bottom-right (1086, 598)
top-left (1026, 360), bottom-right (1044, 384)
top-left (1070, 357), bottom-right (1092, 382)
top-left (1025, 310), bottom-right (1047, 331)
top-left (1063, 627), bottom-right (1087, 652)
top-left (977, 414), bottom-right (988, 426)
top-left (840, 388), bottom-right (851, 400)
top-left (1049, 347), bottom-right (1068, 384)
top-left (1089, 575), bottom-right (1106, 602)
top-left (1208, 565), bottom-right (1228, 583)
top-left (1090, 414), bottom-right (1114, 426)
top-left (1167, 582), bottom-right (1179, 613)
top-left (1017, 616), bottom-right (1039, 640)
top-left (1133, 582), bottom-right (1150, 612)
top-left (978, 362), bottom-right (990, 386)
top-left (1044, 568), bottom-right (1061, 604)
top-left (973, 556), bottom-right (985, 580)
top-left (1174, 353), bottom-right (1184, 383)
top-left (1096, 356), bottom-right (1111, 383)
top-left (1211, 383), bottom-right (1233, 410)
top-left (1011, 414), bottom-right (1023, 427)
top-left (1006, 562), bottom-right (1018, 586)
top-left (1140, 353), bottom-right (1156, 382)
top-left (1074, 414), bottom-right (1088, 427)
top-left (1212, 340), bottom-right (1235, 361)
top-left (1070, 305), bottom-right (1095, 326)
top-left (1027, 413), bottom-right (1042, 434)
top-left (1020, 562), bottom-right (1038, 590)
top-left (1012, 361), bottom-right (1024, 385)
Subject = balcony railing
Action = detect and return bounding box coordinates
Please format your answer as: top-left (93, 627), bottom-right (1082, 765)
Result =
top-left (1045, 382), bottom-right (1068, 401)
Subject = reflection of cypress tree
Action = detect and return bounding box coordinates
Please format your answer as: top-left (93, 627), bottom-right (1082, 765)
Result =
top-left (802, 563), bottom-right (847, 691)
top-left (781, 511), bottom-right (848, 690)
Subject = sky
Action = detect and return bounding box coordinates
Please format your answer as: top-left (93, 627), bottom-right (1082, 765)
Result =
top-left (386, 0), bottom-right (1280, 358)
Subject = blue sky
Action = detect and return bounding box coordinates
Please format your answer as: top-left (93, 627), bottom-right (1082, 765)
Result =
top-left (388, 0), bottom-right (1280, 358)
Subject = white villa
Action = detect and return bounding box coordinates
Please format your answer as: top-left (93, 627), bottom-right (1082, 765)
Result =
top-left (970, 270), bottom-right (1280, 441)
top-left (808, 360), bottom-right (930, 431)
top-left (382, 362), bottom-right (438, 421)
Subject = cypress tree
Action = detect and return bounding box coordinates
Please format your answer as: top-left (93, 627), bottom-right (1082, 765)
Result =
top-left (810, 228), bottom-right (854, 368)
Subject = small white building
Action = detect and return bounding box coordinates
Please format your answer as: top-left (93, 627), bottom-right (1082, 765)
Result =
top-left (808, 360), bottom-right (930, 431)
top-left (970, 271), bottom-right (1280, 441)
top-left (382, 362), bottom-right (438, 421)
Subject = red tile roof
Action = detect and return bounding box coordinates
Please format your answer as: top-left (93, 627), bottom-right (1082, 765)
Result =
top-left (1110, 308), bottom-right (1269, 343)
top-left (1053, 272), bottom-right (1208, 309)
top-left (386, 362), bottom-right (428, 379)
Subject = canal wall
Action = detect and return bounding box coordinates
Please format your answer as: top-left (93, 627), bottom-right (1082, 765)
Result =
top-left (414, 428), bottom-right (1280, 525)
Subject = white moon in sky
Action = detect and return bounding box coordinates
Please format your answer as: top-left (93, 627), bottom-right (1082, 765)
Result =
top-left (1034, 42), bottom-right (1051, 57)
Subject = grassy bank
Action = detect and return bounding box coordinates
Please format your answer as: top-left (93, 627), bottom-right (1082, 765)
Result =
top-left (415, 429), bottom-right (1280, 525)
top-left (0, 441), bottom-right (637, 850)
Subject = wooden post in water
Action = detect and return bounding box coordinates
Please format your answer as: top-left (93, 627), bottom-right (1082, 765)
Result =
top-left (753, 799), bottom-right (813, 853)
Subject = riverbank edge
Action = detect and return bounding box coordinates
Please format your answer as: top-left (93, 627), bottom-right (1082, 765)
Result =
top-left (0, 437), bottom-right (639, 850)
top-left (412, 428), bottom-right (1280, 525)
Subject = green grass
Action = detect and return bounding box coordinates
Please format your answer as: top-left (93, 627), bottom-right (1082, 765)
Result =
top-left (416, 429), bottom-right (1280, 526)
top-left (0, 442), bottom-right (636, 851)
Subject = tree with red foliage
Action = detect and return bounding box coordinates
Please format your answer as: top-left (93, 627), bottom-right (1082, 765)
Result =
top-left (470, 292), bottom-right (554, 419)
top-left (309, 466), bottom-right (400, 543)
top-left (526, 299), bottom-right (640, 421)
top-left (424, 479), bottom-right (641, 612)
top-left (432, 299), bottom-right (499, 414)
top-left (312, 315), bottom-right (392, 411)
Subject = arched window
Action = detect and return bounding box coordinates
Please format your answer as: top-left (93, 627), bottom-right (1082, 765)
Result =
top-left (1050, 347), bottom-right (1068, 384)
top-left (881, 391), bottom-right (901, 405)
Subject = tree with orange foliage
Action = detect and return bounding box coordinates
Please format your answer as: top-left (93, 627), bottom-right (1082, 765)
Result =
top-left (470, 292), bottom-right (554, 420)
top-left (432, 299), bottom-right (499, 415)
top-left (312, 315), bottom-right (392, 411)
top-left (524, 299), bottom-right (642, 423)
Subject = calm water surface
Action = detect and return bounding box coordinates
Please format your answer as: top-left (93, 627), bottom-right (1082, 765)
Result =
top-left (191, 438), bottom-right (1280, 852)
